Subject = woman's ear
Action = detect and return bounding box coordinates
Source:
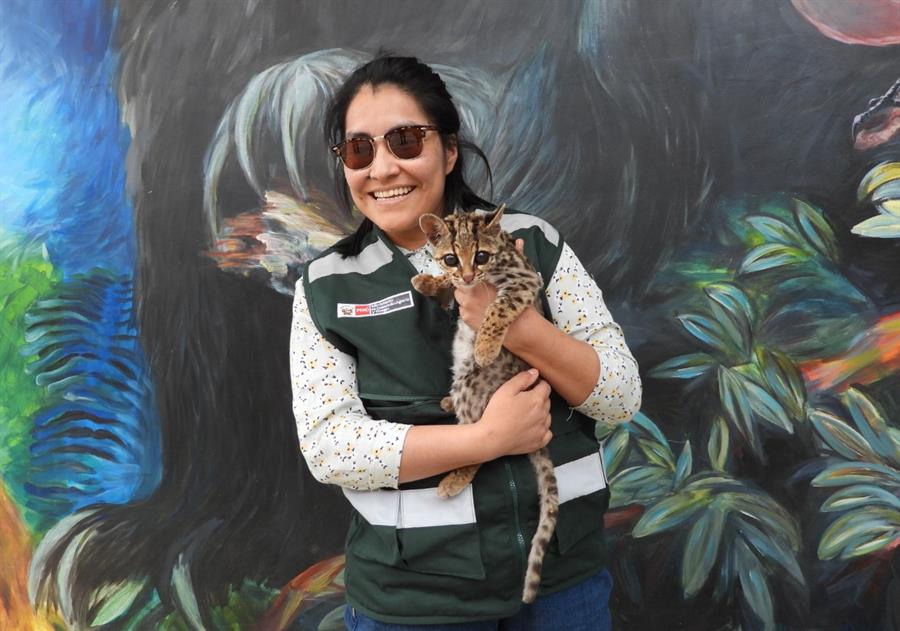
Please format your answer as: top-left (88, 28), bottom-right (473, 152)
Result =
top-left (443, 133), bottom-right (458, 175)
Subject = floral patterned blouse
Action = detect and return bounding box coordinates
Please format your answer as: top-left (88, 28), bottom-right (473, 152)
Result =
top-left (290, 241), bottom-right (641, 491)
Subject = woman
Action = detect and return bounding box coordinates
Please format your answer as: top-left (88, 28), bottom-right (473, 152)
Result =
top-left (290, 55), bottom-right (641, 630)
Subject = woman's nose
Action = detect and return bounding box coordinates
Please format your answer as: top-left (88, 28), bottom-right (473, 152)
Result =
top-left (367, 139), bottom-right (401, 179)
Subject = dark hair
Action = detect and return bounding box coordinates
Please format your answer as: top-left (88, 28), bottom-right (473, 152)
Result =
top-left (324, 55), bottom-right (494, 256)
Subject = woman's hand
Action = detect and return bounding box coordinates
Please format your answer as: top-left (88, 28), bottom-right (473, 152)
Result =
top-left (455, 238), bottom-right (526, 330)
top-left (455, 281), bottom-right (496, 330)
top-left (475, 369), bottom-right (552, 460)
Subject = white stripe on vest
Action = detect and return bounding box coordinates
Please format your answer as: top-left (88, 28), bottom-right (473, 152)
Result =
top-left (344, 452), bottom-right (606, 528)
top-left (307, 238), bottom-right (394, 283)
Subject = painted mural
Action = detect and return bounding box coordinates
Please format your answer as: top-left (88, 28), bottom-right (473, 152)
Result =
top-left (1, 1), bottom-right (899, 629)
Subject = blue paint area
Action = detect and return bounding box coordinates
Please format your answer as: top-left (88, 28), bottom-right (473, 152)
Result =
top-left (0, 0), bottom-right (134, 275)
top-left (23, 274), bottom-right (161, 525)
top-left (0, 0), bottom-right (161, 528)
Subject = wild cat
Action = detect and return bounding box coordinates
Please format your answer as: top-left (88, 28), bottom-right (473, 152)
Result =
top-left (410, 204), bottom-right (559, 604)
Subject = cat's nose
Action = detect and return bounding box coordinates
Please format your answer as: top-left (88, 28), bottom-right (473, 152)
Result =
top-left (462, 273), bottom-right (474, 283)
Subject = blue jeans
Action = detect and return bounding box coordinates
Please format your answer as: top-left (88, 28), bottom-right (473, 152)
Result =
top-left (343, 569), bottom-right (613, 630)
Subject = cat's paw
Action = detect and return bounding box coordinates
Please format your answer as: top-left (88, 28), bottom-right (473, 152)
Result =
top-left (440, 396), bottom-right (454, 412)
top-left (437, 465), bottom-right (479, 498)
top-left (437, 473), bottom-right (467, 499)
top-left (474, 335), bottom-right (502, 366)
top-left (410, 273), bottom-right (433, 295)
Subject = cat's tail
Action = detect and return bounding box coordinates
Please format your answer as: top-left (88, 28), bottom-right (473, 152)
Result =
top-left (522, 448), bottom-right (559, 603)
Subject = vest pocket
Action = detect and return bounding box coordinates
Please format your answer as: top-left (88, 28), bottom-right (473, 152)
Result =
top-left (344, 486), bottom-right (486, 580)
top-left (397, 522), bottom-right (486, 579)
top-left (553, 487), bottom-right (610, 555)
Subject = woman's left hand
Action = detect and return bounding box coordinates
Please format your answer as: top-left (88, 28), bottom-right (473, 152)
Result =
top-left (455, 239), bottom-right (526, 330)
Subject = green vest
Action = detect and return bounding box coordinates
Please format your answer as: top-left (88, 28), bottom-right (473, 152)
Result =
top-left (302, 209), bottom-right (610, 624)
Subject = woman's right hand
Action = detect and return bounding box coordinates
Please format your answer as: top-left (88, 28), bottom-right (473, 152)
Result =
top-left (476, 368), bottom-right (552, 460)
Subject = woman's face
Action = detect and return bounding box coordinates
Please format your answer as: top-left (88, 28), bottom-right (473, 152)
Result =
top-left (343, 83), bottom-right (457, 249)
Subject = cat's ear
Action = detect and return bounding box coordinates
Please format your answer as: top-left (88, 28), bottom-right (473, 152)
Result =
top-left (484, 203), bottom-right (506, 233)
top-left (419, 213), bottom-right (448, 244)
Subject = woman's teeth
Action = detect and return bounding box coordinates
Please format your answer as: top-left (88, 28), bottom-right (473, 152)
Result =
top-left (373, 186), bottom-right (413, 199)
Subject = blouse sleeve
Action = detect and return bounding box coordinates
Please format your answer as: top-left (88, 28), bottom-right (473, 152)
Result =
top-left (545, 243), bottom-right (642, 424)
top-left (290, 280), bottom-right (412, 490)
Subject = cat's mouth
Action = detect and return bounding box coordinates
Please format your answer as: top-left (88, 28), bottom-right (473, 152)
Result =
top-left (370, 186), bottom-right (415, 201)
top-left (453, 278), bottom-right (484, 289)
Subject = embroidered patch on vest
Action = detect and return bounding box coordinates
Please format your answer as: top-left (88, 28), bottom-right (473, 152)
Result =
top-left (337, 291), bottom-right (415, 318)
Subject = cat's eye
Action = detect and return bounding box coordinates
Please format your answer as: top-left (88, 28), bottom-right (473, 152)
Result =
top-left (442, 253), bottom-right (459, 267)
top-left (474, 251), bottom-right (491, 265)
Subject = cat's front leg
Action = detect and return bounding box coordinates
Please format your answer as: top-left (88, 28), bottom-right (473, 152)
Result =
top-left (411, 272), bottom-right (452, 297)
top-left (474, 293), bottom-right (530, 366)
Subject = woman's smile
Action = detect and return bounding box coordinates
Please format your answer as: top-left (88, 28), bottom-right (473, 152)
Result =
top-left (370, 185), bottom-right (416, 201)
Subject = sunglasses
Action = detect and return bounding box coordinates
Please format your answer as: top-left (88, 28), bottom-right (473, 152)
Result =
top-left (331, 125), bottom-right (439, 170)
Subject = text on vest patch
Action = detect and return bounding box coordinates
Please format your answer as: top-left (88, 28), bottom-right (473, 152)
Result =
top-left (337, 291), bottom-right (415, 318)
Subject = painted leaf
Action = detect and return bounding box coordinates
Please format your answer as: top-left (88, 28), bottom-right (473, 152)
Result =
top-left (792, 198), bottom-right (839, 260)
top-left (676, 312), bottom-right (732, 353)
top-left (708, 417), bottom-right (730, 472)
top-left (718, 366), bottom-right (762, 457)
top-left (673, 441), bottom-right (692, 488)
top-left (636, 437), bottom-right (676, 471)
top-left (610, 466), bottom-right (672, 504)
top-left (818, 508), bottom-right (900, 560)
top-left (89, 579), bottom-right (149, 626)
top-left (739, 243), bottom-right (809, 274)
top-left (747, 215), bottom-right (804, 248)
top-left (843, 388), bottom-right (900, 466)
top-left (682, 506), bottom-right (725, 598)
top-left (709, 302), bottom-right (751, 360)
top-left (734, 517), bottom-right (805, 588)
top-left (735, 539), bottom-right (775, 631)
top-left (808, 408), bottom-right (880, 463)
top-left (723, 366), bottom-right (794, 434)
top-left (602, 428), bottom-right (630, 477)
top-left (871, 179), bottom-right (900, 213)
top-left (686, 474), bottom-right (748, 494)
top-left (851, 214), bottom-right (900, 238)
top-left (595, 421), bottom-right (616, 441)
top-left (704, 282), bottom-right (755, 323)
top-left (650, 353), bottom-right (716, 380)
top-left (721, 492), bottom-right (801, 548)
top-left (171, 554), bottom-right (204, 631)
top-left (713, 537), bottom-right (736, 604)
top-left (704, 282), bottom-right (754, 358)
top-left (757, 349), bottom-right (806, 417)
top-left (630, 412), bottom-right (671, 448)
top-left (857, 162), bottom-right (900, 202)
top-left (812, 462), bottom-right (900, 489)
top-left (821, 484), bottom-right (900, 513)
top-left (632, 490), bottom-right (713, 537)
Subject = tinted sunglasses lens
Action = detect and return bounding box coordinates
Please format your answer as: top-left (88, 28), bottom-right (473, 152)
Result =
top-left (386, 127), bottom-right (425, 160)
top-left (342, 138), bottom-right (374, 169)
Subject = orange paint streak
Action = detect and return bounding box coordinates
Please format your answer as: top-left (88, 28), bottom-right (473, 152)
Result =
top-left (800, 312), bottom-right (900, 393)
top-left (0, 482), bottom-right (53, 631)
top-left (256, 555), bottom-right (345, 631)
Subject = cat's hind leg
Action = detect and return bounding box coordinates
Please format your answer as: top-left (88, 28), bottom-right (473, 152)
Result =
top-left (438, 464), bottom-right (481, 498)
